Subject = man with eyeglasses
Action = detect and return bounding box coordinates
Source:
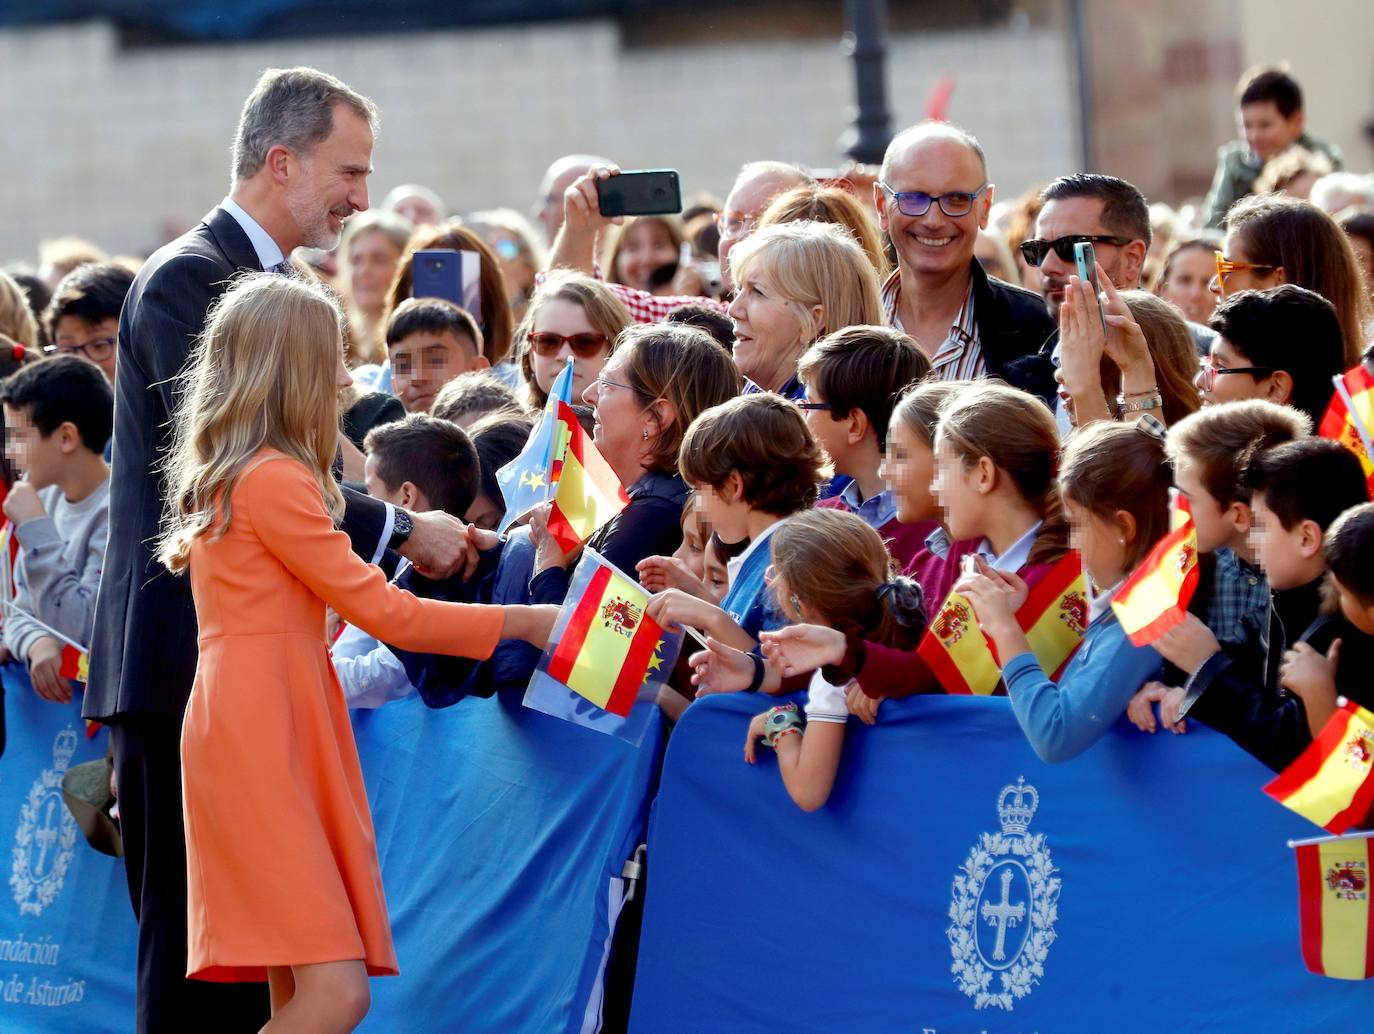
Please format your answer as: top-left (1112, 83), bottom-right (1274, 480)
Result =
top-left (43, 261), bottom-right (134, 388)
top-left (548, 160), bottom-right (811, 322)
top-left (874, 122), bottom-right (1055, 400)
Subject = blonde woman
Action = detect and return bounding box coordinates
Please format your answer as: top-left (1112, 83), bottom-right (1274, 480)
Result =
top-left (726, 221), bottom-right (882, 398)
top-left (157, 273), bottom-right (554, 1032)
top-left (0, 270), bottom-right (39, 349)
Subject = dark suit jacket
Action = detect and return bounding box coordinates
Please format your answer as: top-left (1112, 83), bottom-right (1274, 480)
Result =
top-left (968, 259), bottom-right (1059, 407)
top-left (84, 207), bottom-right (389, 720)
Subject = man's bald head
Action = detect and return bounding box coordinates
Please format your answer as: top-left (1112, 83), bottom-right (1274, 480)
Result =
top-left (880, 121), bottom-right (988, 183)
top-left (536, 153), bottom-right (614, 242)
top-left (718, 161), bottom-right (814, 292)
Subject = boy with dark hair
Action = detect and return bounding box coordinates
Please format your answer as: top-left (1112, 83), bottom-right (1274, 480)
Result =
top-left (1201, 285), bottom-right (1346, 425)
top-left (1153, 439), bottom-right (1373, 770)
top-left (665, 303), bottom-right (735, 353)
top-left (45, 261), bottom-right (136, 385)
top-left (386, 297), bottom-right (489, 414)
top-left (797, 325), bottom-right (932, 567)
top-left (430, 369), bottom-right (524, 428)
top-left (1204, 66), bottom-right (1344, 229)
top-left (0, 356), bottom-right (113, 702)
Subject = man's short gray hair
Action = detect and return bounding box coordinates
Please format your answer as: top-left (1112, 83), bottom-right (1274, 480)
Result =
top-left (231, 67), bottom-right (379, 182)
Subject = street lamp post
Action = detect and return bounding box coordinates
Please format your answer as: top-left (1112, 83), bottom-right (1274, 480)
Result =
top-left (838, 0), bottom-right (893, 165)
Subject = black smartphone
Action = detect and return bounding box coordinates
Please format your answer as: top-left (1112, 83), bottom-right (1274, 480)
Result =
top-left (411, 249), bottom-right (482, 322)
top-left (596, 170), bottom-right (682, 218)
top-left (1073, 240), bottom-right (1109, 340)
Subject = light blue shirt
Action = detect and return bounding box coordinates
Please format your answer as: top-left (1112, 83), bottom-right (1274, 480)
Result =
top-left (219, 196), bottom-right (286, 271)
top-left (333, 618), bottom-right (416, 710)
top-left (839, 481), bottom-right (898, 531)
top-left (983, 520), bottom-right (1042, 573)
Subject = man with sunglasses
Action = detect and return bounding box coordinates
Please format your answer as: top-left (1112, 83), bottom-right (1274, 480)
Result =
top-left (874, 121), bottom-right (1055, 401)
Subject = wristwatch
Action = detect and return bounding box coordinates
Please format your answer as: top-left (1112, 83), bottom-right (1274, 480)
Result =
top-left (387, 509), bottom-right (414, 553)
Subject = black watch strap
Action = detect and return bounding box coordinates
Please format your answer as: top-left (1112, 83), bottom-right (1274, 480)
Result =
top-left (387, 508), bottom-right (414, 552)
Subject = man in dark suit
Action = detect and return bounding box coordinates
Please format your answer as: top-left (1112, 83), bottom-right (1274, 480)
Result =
top-left (85, 67), bottom-right (471, 1032)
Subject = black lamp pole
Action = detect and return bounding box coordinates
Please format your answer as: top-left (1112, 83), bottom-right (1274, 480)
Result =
top-left (839, 0), bottom-right (893, 165)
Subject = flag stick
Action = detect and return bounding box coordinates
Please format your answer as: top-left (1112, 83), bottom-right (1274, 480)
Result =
top-left (0, 599), bottom-right (88, 654)
top-left (1287, 829), bottom-right (1374, 849)
top-left (1333, 372), bottom-right (1374, 461)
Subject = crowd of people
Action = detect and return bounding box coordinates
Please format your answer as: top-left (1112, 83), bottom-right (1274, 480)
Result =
top-left (3, 59), bottom-right (1374, 1032)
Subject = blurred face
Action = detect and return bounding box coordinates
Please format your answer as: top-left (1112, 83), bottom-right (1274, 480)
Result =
top-left (51, 314), bottom-right (118, 384)
top-left (1346, 234), bottom-right (1374, 296)
top-left (701, 538), bottom-right (730, 602)
top-left (672, 509), bottom-right (708, 581)
top-left (488, 230), bottom-right (537, 302)
top-left (2, 405), bottom-right (67, 490)
top-left (529, 298), bottom-right (611, 401)
top-left (1065, 496), bottom-right (1132, 589)
top-left (1158, 247), bottom-right (1218, 325)
top-left (465, 492), bottom-right (503, 533)
top-left (1034, 197), bottom-right (1137, 314)
top-left (390, 328), bottom-right (485, 413)
top-left (582, 347), bottom-right (648, 483)
top-left (727, 268), bottom-right (810, 391)
top-left (284, 104), bottom-right (373, 251)
top-left (931, 435), bottom-right (985, 541)
top-left (1246, 493), bottom-right (1313, 591)
top-left (880, 418), bottom-right (937, 524)
top-left (362, 453), bottom-right (425, 511)
top-left (615, 221), bottom-right (678, 293)
top-left (1241, 101), bottom-right (1304, 162)
top-left (876, 136), bottom-right (990, 281)
top-left (347, 229), bottom-right (403, 315)
top-left (1195, 335), bottom-right (1278, 407)
top-left (800, 387), bottom-right (851, 473)
top-left (1212, 232), bottom-right (1284, 298)
top-left (335, 338), bottom-right (354, 398)
top-left (1173, 456), bottom-right (1245, 554)
top-left (391, 194), bottom-right (442, 228)
top-left (1333, 574), bottom-right (1374, 636)
top-left (694, 480), bottom-right (749, 544)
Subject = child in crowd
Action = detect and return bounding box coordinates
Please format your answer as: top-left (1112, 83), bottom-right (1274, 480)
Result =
top-left (1128, 401), bottom-right (1310, 727)
top-left (645, 393), bottom-right (824, 650)
top-left (0, 355), bottom-right (112, 703)
top-left (798, 324), bottom-right (932, 569)
top-left (430, 368), bottom-right (526, 428)
top-left (463, 413), bottom-right (533, 532)
top-left (636, 495), bottom-right (721, 601)
top-left (1199, 285), bottom-right (1346, 426)
top-left (332, 415), bottom-right (483, 709)
top-left (154, 274), bottom-right (554, 1025)
top-left (957, 418), bottom-right (1171, 763)
top-left (387, 298), bottom-right (490, 414)
top-left (44, 261), bottom-right (134, 385)
top-left (1137, 439), bottom-right (1373, 771)
top-left (743, 509), bottom-right (925, 811)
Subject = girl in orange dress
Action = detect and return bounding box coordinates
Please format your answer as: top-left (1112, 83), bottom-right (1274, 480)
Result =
top-left (157, 273), bottom-right (556, 1032)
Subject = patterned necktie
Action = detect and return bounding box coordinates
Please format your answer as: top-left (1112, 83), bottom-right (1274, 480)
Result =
top-left (268, 260), bottom-right (293, 277)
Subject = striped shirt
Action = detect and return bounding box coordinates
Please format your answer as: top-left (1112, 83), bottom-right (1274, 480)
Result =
top-left (880, 269), bottom-right (984, 381)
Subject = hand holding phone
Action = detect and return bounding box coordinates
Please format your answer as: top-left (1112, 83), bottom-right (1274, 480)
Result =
top-left (1073, 241), bottom-right (1109, 341)
top-left (596, 170), bottom-right (683, 218)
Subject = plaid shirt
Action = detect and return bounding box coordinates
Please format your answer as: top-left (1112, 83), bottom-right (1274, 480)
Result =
top-left (1208, 548), bottom-right (1269, 648)
top-left (881, 269), bottom-right (984, 380)
top-left (609, 283), bottom-right (727, 324)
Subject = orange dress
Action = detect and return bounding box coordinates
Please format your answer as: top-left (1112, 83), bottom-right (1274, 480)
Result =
top-left (180, 451), bottom-right (504, 982)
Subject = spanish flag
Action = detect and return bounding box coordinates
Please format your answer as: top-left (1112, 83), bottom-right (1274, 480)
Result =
top-left (546, 399), bottom-right (630, 553)
top-left (1110, 492), bottom-right (1199, 646)
top-left (1293, 831), bottom-right (1374, 980)
top-left (544, 556), bottom-right (670, 717)
top-left (919, 551), bottom-right (1088, 695)
top-left (59, 643), bottom-right (89, 683)
top-left (1265, 698), bottom-right (1374, 835)
top-left (1318, 366), bottom-right (1374, 498)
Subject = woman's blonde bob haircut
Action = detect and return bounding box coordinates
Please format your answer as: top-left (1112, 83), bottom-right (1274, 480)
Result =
top-left (158, 273), bottom-right (347, 572)
top-left (727, 221), bottom-right (883, 344)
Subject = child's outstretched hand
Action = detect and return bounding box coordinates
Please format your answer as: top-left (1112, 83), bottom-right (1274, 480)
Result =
top-left (690, 636), bottom-right (757, 696)
top-left (1152, 613), bottom-right (1221, 674)
top-left (846, 682), bottom-right (882, 725)
top-left (1127, 680), bottom-right (1187, 734)
top-left (743, 712), bottom-right (768, 764)
top-left (636, 555), bottom-right (710, 599)
top-left (1, 480), bottom-right (45, 526)
top-left (759, 623), bottom-right (846, 677)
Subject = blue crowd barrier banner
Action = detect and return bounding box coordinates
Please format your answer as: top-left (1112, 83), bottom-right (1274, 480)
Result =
top-left (352, 690), bottom-right (665, 1033)
top-left (631, 694), bottom-right (1374, 1032)
top-left (0, 664), bottom-right (135, 1032)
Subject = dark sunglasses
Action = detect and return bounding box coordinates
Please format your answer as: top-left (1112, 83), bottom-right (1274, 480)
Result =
top-left (1018, 234), bottom-right (1135, 268)
top-left (525, 332), bottom-right (609, 358)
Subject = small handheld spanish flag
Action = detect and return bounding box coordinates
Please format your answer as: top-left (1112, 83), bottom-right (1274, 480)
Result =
top-left (1265, 698), bottom-right (1374, 835)
top-left (918, 550), bottom-right (1088, 695)
top-left (1110, 491), bottom-right (1199, 647)
top-left (1291, 830), bottom-right (1374, 980)
top-left (1318, 366), bottom-right (1374, 499)
top-left (59, 643), bottom-right (89, 683)
top-left (545, 398), bottom-right (630, 553)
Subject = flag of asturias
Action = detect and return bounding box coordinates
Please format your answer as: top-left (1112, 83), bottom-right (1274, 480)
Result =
top-left (539, 550), bottom-right (683, 718)
top-left (1110, 491), bottom-right (1199, 646)
top-left (1265, 698), bottom-right (1374, 835)
top-left (495, 359), bottom-right (575, 534)
top-left (1293, 831), bottom-right (1374, 980)
top-left (918, 551), bottom-right (1088, 695)
top-left (1318, 366), bottom-right (1374, 499)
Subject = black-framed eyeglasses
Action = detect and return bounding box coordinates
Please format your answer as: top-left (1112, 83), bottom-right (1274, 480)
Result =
top-left (795, 401), bottom-right (836, 412)
top-left (45, 337), bottom-right (117, 362)
top-left (1199, 357), bottom-right (1272, 392)
top-left (879, 182), bottom-right (987, 218)
top-left (1019, 234), bottom-right (1135, 268)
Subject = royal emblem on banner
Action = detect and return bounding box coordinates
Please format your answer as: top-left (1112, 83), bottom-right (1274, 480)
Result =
top-left (1326, 861), bottom-right (1368, 900)
top-left (948, 777), bottom-right (1060, 1011)
top-left (931, 599), bottom-right (973, 647)
top-left (1057, 590), bottom-right (1087, 636)
top-left (10, 728), bottom-right (79, 916)
top-left (1342, 730), bottom-right (1374, 770)
top-left (601, 596), bottom-right (642, 638)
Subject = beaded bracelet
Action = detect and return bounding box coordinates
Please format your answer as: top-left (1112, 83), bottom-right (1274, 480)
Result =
top-left (762, 703), bottom-right (803, 748)
top-left (1117, 392), bottom-right (1163, 415)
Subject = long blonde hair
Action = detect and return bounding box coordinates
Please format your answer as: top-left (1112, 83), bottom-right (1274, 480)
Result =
top-left (158, 273), bottom-right (346, 572)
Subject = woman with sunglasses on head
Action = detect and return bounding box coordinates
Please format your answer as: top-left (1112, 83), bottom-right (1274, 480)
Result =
top-left (513, 270), bottom-right (631, 409)
top-left (1213, 194), bottom-right (1370, 366)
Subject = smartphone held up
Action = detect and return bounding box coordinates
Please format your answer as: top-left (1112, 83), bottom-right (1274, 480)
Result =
top-left (596, 170), bottom-right (683, 218)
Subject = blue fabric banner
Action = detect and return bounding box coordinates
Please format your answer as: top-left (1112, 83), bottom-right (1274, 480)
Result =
top-left (0, 665), bottom-right (135, 1032)
top-left (631, 694), bottom-right (1374, 1032)
top-left (352, 688), bottom-right (665, 1033)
